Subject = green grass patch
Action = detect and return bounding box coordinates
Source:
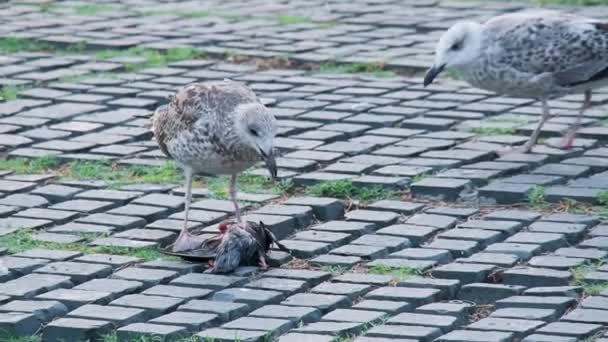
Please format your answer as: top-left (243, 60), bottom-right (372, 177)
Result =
top-left (317, 62), bottom-right (396, 78)
top-left (1, 335), bottom-right (41, 342)
top-left (411, 172), bottom-right (431, 184)
top-left (368, 265), bottom-right (419, 281)
top-left (0, 86), bottom-right (20, 101)
top-left (101, 332), bottom-right (201, 342)
top-left (528, 185), bottom-right (547, 209)
top-left (305, 179), bottom-right (397, 204)
top-left (0, 37), bottom-right (53, 54)
top-left (72, 4), bottom-right (119, 15)
top-left (0, 157), bottom-right (182, 187)
top-left (207, 173), bottom-right (292, 199)
top-left (0, 229), bottom-right (177, 262)
top-left (0, 156), bottom-right (61, 174)
top-left (63, 160), bottom-right (183, 187)
top-left (571, 262), bottom-right (608, 295)
top-left (470, 127), bottom-right (516, 136)
top-left (276, 15), bottom-right (312, 25)
top-left (96, 47), bottom-right (205, 71)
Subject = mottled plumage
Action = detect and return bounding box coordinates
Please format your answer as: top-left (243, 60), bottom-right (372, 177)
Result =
top-left (207, 221), bottom-right (290, 274)
top-left (425, 10), bottom-right (608, 152)
top-left (152, 80), bottom-right (278, 253)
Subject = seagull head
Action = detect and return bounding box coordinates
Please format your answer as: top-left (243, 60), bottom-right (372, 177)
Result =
top-left (236, 102), bottom-right (277, 179)
top-left (424, 21), bottom-right (483, 87)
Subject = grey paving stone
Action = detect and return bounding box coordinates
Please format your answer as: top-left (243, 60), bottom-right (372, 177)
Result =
top-left (213, 288), bottom-right (284, 310)
top-left (411, 177), bottom-right (472, 201)
top-left (249, 305), bottom-right (321, 324)
top-left (75, 279), bottom-right (143, 300)
top-left (352, 300), bottom-right (412, 315)
top-left (406, 213), bottom-right (458, 229)
top-left (562, 308), bottom-right (608, 324)
top-left (484, 210), bottom-right (542, 223)
top-left (309, 254), bottom-right (362, 267)
top-left (503, 267), bottom-right (571, 286)
top-left (491, 307), bottom-right (558, 321)
top-left (263, 269), bottom-right (331, 287)
top-left (311, 282), bottom-right (371, 300)
top-left (365, 287), bottom-right (439, 307)
top-left (485, 242), bottom-right (541, 260)
top-left (311, 220), bottom-right (375, 237)
top-left (0, 273), bottom-right (73, 299)
top-left (528, 255), bottom-right (586, 270)
top-left (245, 278), bottom-right (308, 295)
top-left (77, 213), bottom-right (146, 230)
top-left (35, 288), bottom-right (112, 311)
top-left (505, 232), bottom-right (567, 252)
top-left (535, 321), bottom-right (602, 338)
top-left (333, 273), bottom-right (393, 286)
top-left (458, 219), bottom-right (524, 235)
top-left (110, 294), bottom-right (184, 319)
top-left (425, 239), bottom-right (480, 258)
top-left (0, 300), bottom-right (67, 323)
top-left (178, 299), bottom-right (249, 322)
top-left (345, 209), bottom-right (399, 227)
top-left (522, 334), bottom-right (576, 342)
top-left (523, 286), bottom-right (583, 298)
top-left (364, 324), bottom-right (442, 341)
top-left (330, 243), bottom-right (388, 259)
top-left (458, 252), bottom-right (520, 267)
top-left (278, 333), bottom-right (334, 342)
top-left (42, 317), bottom-right (113, 342)
top-left (149, 311), bottom-right (219, 331)
top-left (68, 304), bottom-right (146, 326)
top-left (112, 267), bottom-right (178, 289)
top-left (415, 301), bottom-right (473, 322)
top-left (457, 283), bottom-right (525, 305)
top-left (377, 224), bottom-right (439, 246)
top-left (496, 296), bottom-right (576, 314)
top-left (116, 323), bottom-right (189, 341)
top-left (467, 317), bottom-right (545, 337)
top-left (50, 199), bottom-right (116, 213)
top-left (425, 206), bottom-right (478, 218)
top-left (223, 317), bottom-right (294, 337)
top-left (34, 261), bottom-right (112, 284)
top-left (14, 248), bottom-right (82, 261)
top-left (281, 293), bottom-right (350, 313)
top-left (170, 273), bottom-right (247, 290)
top-left (434, 329), bottom-right (514, 342)
top-left (389, 248), bottom-right (452, 264)
top-left (142, 285), bottom-right (212, 300)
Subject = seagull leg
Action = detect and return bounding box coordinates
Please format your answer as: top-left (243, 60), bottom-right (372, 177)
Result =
top-left (523, 98), bottom-right (551, 153)
top-left (172, 167), bottom-right (198, 252)
top-left (562, 90), bottom-right (591, 149)
top-left (230, 173), bottom-right (242, 223)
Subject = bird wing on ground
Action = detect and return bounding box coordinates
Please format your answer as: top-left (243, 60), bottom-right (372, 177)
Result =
top-left (151, 80), bottom-right (259, 158)
top-left (485, 12), bottom-right (608, 87)
top-left (211, 230), bottom-right (245, 273)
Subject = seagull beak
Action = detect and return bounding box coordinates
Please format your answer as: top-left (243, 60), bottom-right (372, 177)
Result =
top-left (423, 64), bottom-right (445, 87)
top-left (259, 149), bottom-right (277, 180)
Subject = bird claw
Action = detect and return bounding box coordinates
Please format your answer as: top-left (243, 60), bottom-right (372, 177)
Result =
top-left (172, 230), bottom-right (206, 252)
top-left (258, 255), bottom-right (269, 271)
top-left (560, 132), bottom-right (576, 150)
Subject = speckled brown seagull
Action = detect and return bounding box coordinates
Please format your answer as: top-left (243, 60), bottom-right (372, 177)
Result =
top-left (152, 80), bottom-right (277, 252)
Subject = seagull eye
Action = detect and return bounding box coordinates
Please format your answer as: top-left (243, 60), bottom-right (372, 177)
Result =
top-left (451, 42), bottom-right (462, 51)
top-left (249, 128), bottom-right (259, 137)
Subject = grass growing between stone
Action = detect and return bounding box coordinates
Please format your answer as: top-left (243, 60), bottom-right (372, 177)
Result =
top-left (0, 229), bottom-right (177, 262)
top-left (317, 62), bottom-right (396, 78)
top-left (528, 185), bottom-right (547, 209)
top-left (571, 262), bottom-right (608, 295)
top-left (63, 160), bottom-right (184, 187)
top-left (0, 86), bottom-right (20, 101)
top-left (207, 173), bottom-right (293, 199)
top-left (101, 332), bottom-right (201, 342)
top-left (1, 335), bottom-right (41, 342)
top-left (0, 156), bottom-right (61, 173)
top-left (95, 47), bottom-right (205, 71)
top-left (305, 179), bottom-right (397, 204)
top-left (470, 127), bottom-right (516, 136)
top-left (368, 265), bottom-right (420, 281)
top-left (276, 15), bottom-right (312, 25)
top-left (0, 37), bottom-right (53, 54)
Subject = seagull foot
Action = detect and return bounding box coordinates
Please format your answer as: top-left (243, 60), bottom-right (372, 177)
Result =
top-left (560, 132), bottom-right (576, 150)
top-left (496, 145), bottom-right (530, 157)
top-left (172, 230), bottom-right (205, 252)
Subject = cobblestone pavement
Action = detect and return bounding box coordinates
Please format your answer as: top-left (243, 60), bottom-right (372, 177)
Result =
top-left (1, 1), bottom-right (608, 341)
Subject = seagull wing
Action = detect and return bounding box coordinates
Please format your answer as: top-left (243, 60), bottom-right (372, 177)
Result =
top-left (151, 80), bottom-right (259, 158)
top-left (486, 11), bottom-right (608, 88)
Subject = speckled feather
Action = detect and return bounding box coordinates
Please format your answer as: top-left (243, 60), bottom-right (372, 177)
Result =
top-left (151, 80), bottom-right (263, 174)
top-left (465, 11), bottom-right (608, 97)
